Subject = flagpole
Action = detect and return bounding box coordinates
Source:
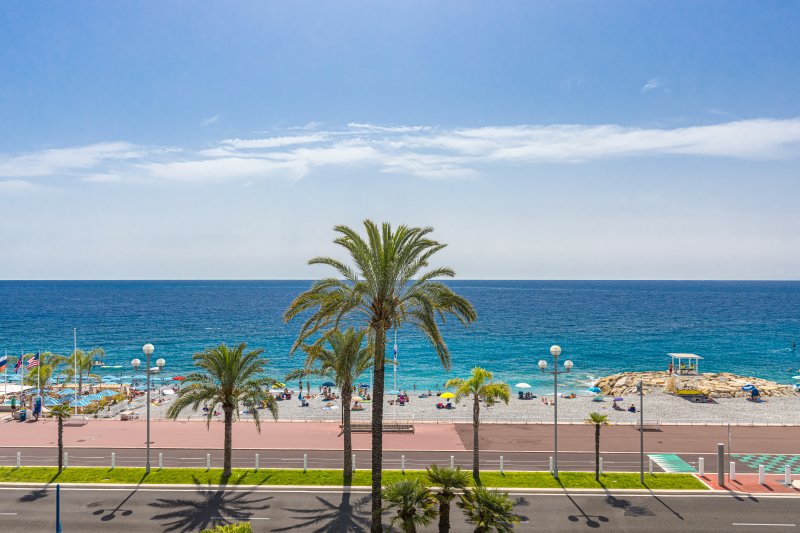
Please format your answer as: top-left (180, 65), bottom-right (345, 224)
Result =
top-left (20, 350), bottom-right (25, 410)
top-left (73, 328), bottom-right (78, 415)
top-left (393, 328), bottom-right (398, 421)
top-left (37, 352), bottom-right (41, 400)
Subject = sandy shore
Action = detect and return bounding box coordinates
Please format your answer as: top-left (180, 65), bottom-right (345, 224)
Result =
top-left (107, 387), bottom-right (800, 426)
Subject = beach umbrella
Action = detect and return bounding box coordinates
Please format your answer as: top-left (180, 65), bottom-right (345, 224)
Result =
top-left (613, 397), bottom-right (624, 401)
top-left (68, 398), bottom-right (90, 408)
top-left (387, 389), bottom-right (401, 395)
top-left (515, 383), bottom-right (532, 388)
top-left (57, 389), bottom-right (77, 396)
top-left (172, 376), bottom-right (185, 381)
top-left (440, 392), bottom-right (455, 399)
top-left (741, 384), bottom-right (755, 391)
top-left (321, 381), bottom-right (335, 388)
top-left (100, 390), bottom-right (117, 397)
top-left (162, 389), bottom-right (175, 395)
top-left (359, 383), bottom-right (370, 388)
top-left (271, 382), bottom-right (286, 389)
top-left (587, 387), bottom-right (602, 394)
top-left (44, 397), bottom-right (63, 407)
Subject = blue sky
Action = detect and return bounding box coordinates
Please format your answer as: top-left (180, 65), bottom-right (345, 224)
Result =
top-left (1, 1), bottom-right (799, 279)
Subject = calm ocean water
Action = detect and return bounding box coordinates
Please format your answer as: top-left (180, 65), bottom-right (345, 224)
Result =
top-left (1, 281), bottom-right (798, 393)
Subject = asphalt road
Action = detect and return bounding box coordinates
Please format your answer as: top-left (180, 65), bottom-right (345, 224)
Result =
top-left (0, 485), bottom-right (798, 532)
top-left (0, 447), bottom-right (689, 473)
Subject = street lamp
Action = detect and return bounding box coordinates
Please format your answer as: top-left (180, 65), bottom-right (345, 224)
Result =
top-left (142, 343), bottom-right (155, 474)
top-left (538, 344), bottom-right (573, 479)
top-left (156, 358), bottom-right (166, 387)
top-left (131, 358), bottom-right (141, 388)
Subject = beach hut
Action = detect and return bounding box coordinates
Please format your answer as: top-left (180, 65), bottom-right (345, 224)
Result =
top-left (668, 353), bottom-right (703, 375)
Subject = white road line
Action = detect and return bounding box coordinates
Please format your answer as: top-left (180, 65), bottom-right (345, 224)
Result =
top-left (0, 512), bottom-right (18, 515)
top-left (732, 524), bottom-right (796, 527)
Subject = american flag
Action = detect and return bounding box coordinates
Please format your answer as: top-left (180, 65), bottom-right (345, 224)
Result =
top-left (27, 352), bottom-right (40, 369)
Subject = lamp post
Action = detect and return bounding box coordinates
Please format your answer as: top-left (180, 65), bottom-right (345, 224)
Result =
top-left (142, 343), bottom-right (155, 474)
top-left (638, 380), bottom-right (644, 484)
top-left (156, 358), bottom-right (165, 389)
top-left (131, 358), bottom-right (141, 389)
top-left (538, 345), bottom-right (573, 480)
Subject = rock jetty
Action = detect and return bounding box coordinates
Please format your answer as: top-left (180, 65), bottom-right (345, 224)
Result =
top-left (594, 371), bottom-right (799, 398)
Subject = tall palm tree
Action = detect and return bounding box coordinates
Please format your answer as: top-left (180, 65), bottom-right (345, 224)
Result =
top-left (284, 220), bottom-right (477, 529)
top-left (426, 464), bottom-right (471, 533)
top-left (23, 351), bottom-right (65, 399)
top-left (382, 478), bottom-right (438, 533)
top-left (50, 403), bottom-right (71, 473)
top-left (457, 486), bottom-right (520, 533)
top-left (585, 412), bottom-right (610, 481)
top-left (64, 347), bottom-right (104, 395)
top-left (166, 343), bottom-right (279, 477)
top-left (286, 327), bottom-right (373, 485)
top-left (445, 368), bottom-right (510, 483)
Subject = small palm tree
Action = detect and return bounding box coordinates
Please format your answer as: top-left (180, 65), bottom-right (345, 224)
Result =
top-left (286, 327), bottom-right (373, 485)
top-left (585, 412), bottom-right (610, 481)
top-left (23, 352), bottom-right (65, 399)
top-left (50, 403), bottom-right (71, 473)
top-left (64, 347), bottom-right (104, 395)
top-left (457, 486), bottom-right (521, 533)
top-left (285, 220), bottom-right (477, 530)
top-left (445, 368), bottom-right (511, 483)
top-left (382, 478), bottom-right (438, 533)
top-left (166, 343), bottom-right (279, 477)
top-left (426, 464), bottom-right (471, 533)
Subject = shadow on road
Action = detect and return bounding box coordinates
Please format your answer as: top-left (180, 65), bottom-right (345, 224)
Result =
top-left (272, 491), bottom-right (372, 532)
top-left (148, 477), bottom-right (272, 533)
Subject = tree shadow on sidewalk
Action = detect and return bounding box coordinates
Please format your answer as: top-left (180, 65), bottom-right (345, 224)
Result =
top-left (272, 491), bottom-right (372, 533)
top-left (148, 475), bottom-right (272, 533)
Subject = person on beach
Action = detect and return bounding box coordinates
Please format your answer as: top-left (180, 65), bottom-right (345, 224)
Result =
top-left (668, 363), bottom-right (673, 375)
top-left (628, 404), bottom-right (636, 413)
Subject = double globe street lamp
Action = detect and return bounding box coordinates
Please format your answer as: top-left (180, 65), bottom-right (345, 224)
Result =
top-left (538, 345), bottom-right (573, 479)
top-left (131, 343), bottom-right (164, 474)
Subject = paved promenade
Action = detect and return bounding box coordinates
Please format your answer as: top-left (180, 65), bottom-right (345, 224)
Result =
top-left (2, 417), bottom-right (798, 454)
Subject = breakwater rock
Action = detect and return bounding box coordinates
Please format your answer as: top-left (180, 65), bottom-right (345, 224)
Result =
top-left (594, 371), bottom-right (799, 398)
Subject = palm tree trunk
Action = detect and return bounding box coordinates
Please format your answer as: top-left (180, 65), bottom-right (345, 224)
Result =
top-left (57, 418), bottom-right (63, 473)
top-left (405, 518), bottom-right (417, 533)
top-left (595, 424), bottom-right (600, 481)
top-left (439, 500), bottom-right (451, 533)
top-left (370, 325), bottom-right (386, 533)
top-left (223, 406), bottom-right (233, 477)
top-left (473, 394), bottom-right (480, 484)
top-left (342, 385), bottom-right (353, 485)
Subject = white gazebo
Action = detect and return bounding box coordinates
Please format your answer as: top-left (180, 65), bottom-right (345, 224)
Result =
top-left (668, 353), bottom-right (702, 375)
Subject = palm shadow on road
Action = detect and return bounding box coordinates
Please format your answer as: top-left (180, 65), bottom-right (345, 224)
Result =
top-left (149, 475), bottom-right (273, 533)
top-left (272, 491), bottom-right (372, 533)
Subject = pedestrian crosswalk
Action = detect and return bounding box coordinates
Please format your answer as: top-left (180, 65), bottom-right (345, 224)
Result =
top-left (648, 453), bottom-right (697, 473)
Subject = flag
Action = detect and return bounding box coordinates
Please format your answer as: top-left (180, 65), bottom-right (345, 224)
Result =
top-left (28, 352), bottom-right (40, 369)
top-left (0, 355), bottom-right (7, 372)
top-left (13, 355), bottom-right (22, 373)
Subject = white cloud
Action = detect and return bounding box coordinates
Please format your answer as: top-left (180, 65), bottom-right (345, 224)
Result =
top-left (3, 118), bottom-right (800, 187)
top-left (642, 78), bottom-right (662, 93)
top-left (0, 179), bottom-right (40, 194)
top-left (200, 114), bottom-right (221, 127)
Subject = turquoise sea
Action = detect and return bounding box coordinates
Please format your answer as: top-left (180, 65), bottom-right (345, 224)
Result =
top-left (1, 281), bottom-right (799, 393)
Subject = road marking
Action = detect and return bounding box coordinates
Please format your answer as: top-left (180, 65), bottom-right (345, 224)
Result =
top-left (732, 524), bottom-right (796, 527)
top-left (0, 512), bottom-right (18, 515)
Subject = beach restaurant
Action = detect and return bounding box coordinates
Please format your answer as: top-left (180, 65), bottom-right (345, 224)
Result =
top-left (668, 353), bottom-right (702, 375)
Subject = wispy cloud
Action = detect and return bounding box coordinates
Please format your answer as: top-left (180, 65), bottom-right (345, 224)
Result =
top-left (0, 179), bottom-right (40, 194)
top-left (2, 118), bottom-right (800, 187)
top-left (642, 78), bottom-right (662, 93)
top-left (200, 114), bottom-right (221, 127)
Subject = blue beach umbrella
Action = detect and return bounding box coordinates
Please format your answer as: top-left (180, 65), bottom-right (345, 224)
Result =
top-left (68, 398), bottom-right (91, 408)
top-left (321, 381), bottom-right (335, 388)
top-left (587, 387), bottom-right (602, 394)
top-left (44, 397), bottom-right (63, 407)
top-left (741, 384), bottom-right (755, 391)
top-left (99, 390), bottom-right (118, 397)
top-left (83, 394), bottom-right (103, 402)
top-left (57, 389), bottom-right (77, 396)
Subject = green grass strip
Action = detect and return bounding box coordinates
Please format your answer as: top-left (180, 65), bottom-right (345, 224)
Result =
top-left (0, 467), bottom-right (706, 490)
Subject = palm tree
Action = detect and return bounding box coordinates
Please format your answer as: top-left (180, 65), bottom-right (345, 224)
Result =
top-left (457, 486), bottom-right (521, 533)
top-left (445, 368), bottom-right (510, 483)
top-left (50, 403), bottom-right (71, 473)
top-left (23, 351), bottom-right (65, 399)
top-left (284, 220), bottom-right (477, 529)
top-left (286, 327), bottom-right (373, 485)
top-left (64, 347), bottom-right (104, 395)
top-left (426, 464), bottom-right (471, 533)
top-left (585, 412), bottom-right (610, 481)
top-left (382, 478), bottom-right (438, 533)
top-left (166, 343), bottom-right (279, 477)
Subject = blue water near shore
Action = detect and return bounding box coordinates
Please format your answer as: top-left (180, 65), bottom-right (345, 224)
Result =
top-left (1, 281), bottom-right (799, 393)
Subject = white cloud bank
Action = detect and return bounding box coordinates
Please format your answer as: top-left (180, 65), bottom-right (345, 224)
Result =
top-left (1, 119), bottom-right (800, 186)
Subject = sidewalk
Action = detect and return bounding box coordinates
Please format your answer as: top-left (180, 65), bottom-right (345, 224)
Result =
top-left (699, 473), bottom-right (800, 494)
